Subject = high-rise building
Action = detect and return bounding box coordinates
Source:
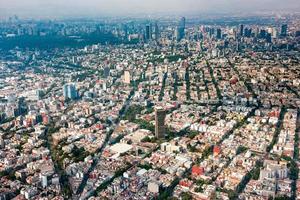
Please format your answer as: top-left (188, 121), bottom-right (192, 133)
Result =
top-left (150, 23), bottom-right (153, 38)
top-left (281, 24), bottom-right (288, 37)
top-left (63, 83), bottom-right (78, 100)
top-left (123, 24), bottom-right (128, 40)
top-left (41, 174), bottom-right (48, 188)
top-left (244, 28), bottom-right (252, 38)
top-left (266, 33), bottom-right (272, 43)
top-left (272, 28), bottom-right (278, 38)
top-left (155, 107), bottom-right (166, 138)
top-left (103, 81), bottom-right (107, 91)
top-left (145, 24), bottom-right (152, 41)
top-left (254, 27), bottom-right (260, 38)
top-left (63, 84), bottom-right (68, 99)
top-left (36, 89), bottom-right (43, 100)
top-left (154, 22), bottom-right (160, 40)
top-left (124, 71), bottom-right (131, 84)
top-left (236, 41), bottom-right (240, 52)
top-left (176, 17), bottom-right (186, 41)
top-left (103, 66), bottom-right (110, 78)
top-left (179, 17), bottom-right (186, 29)
top-left (209, 28), bottom-right (215, 38)
top-left (239, 24), bottom-right (244, 37)
top-left (260, 29), bottom-right (267, 39)
top-left (175, 28), bottom-right (180, 41)
top-left (216, 28), bottom-right (222, 39)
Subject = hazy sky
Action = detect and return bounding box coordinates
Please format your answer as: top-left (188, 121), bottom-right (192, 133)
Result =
top-left (0, 0), bottom-right (300, 18)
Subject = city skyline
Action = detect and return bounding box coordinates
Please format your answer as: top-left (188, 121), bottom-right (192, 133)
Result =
top-left (1, 0), bottom-right (300, 19)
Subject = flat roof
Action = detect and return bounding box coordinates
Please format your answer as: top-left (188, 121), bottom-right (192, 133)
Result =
top-left (110, 143), bottom-right (133, 154)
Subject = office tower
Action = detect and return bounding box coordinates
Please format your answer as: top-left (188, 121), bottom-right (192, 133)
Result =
top-left (176, 27), bottom-right (184, 41)
top-left (254, 27), bottom-right (260, 38)
top-left (209, 28), bottom-right (215, 38)
top-left (124, 71), bottom-right (131, 84)
top-left (248, 28), bottom-right (252, 37)
top-left (63, 83), bottom-right (78, 100)
top-left (145, 24), bottom-right (152, 41)
top-left (179, 17), bottom-right (186, 29)
top-left (232, 29), bottom-right (237, 40)
top-left (123, 24), bottom-right (128, 40)
top-left (239, 24), bottom-right (244, 37)
top-left (266, 33), bottom-right (272, 43)
top-left (150, 23), bottom-right (153, 38)
top-left (176, 17), bottom-right (186, 41)
top-left (41, 174), bottom-right (48, 188)
top-left (244, 28), bottom-right (252, 38)
top-left (260, 29), bottom-right (267, 39)
top-left (272, 28), bottom-right (278, 38)
top-left (216, 28), bottom-right (222, 39)
top-left (154, 22), bottom-right (160, 40)
top-left (36, 89), bottom-right (43, 100)
top-left (63, 84), bottom-right (68, 98)
top-left (103, 66), bottom-right (110, 78)
top-left (236, 41), bottom-right (240, 52)
top-left (281, 24), bottom-right (288, 37)
top-left (103, 82), bottom-right (107, 91)
top-left (67, 84), bottom-right (77, 100)
top-left (175, 28), bottom-right (180, 41)
top-left (155, 107), bottom-right (166, 138)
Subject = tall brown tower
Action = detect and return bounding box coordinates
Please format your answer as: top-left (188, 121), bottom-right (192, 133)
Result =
top-left (155, 107), bottom-right (166, 138)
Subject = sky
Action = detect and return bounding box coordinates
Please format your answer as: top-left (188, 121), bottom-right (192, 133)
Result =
top-left (0, 0), bottom-right (300, 18)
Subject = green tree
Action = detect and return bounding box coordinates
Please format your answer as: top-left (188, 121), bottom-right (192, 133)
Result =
top-left (181, 192), bottom-right (193, 200)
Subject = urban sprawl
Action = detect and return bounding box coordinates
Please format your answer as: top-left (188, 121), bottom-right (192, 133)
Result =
top-left (0, 14), bottom-right (300, 200)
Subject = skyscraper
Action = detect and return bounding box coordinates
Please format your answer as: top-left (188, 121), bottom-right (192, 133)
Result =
top-left (176, 17), bottom-right (186, 41)
top-left (260, 29), bottom-right (267, 39)
top-left (63, 84), bottom-right (68, 98)
top-left (124, 70), bottom-right (131, 84)
top-left (150, 23), bottom-right (153, 38)
top-left (155, 107), bottom-right (166, 138)
top-left (239, 24), bottom-right (244, 37)
top-left (154, 22), bottom-right (160, 40)
top-left (281, 24), bottom-right (288, 37)
top-left (209, 28), bottom-right (215, 38)
top-left (36, 89), bottom-right (43, 100)
top-left (145, 24), bottom-right (152, 41)
top-left (123, 24), bottom-right (128, 40)
top-left (216, 28), bottom-right (222, 39)
top-left (63, 83), bottom-right (78, 100)
top-left (41, 174), bottom-right (48, 188)
top-left (103, 66), bottom-right (110, 78)
top-left (179, 17), bottom-right (186, 29)
top-left (266, 33), bottom-right (272, 43)
top-left (244, 28), bottom-right (252, 38)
